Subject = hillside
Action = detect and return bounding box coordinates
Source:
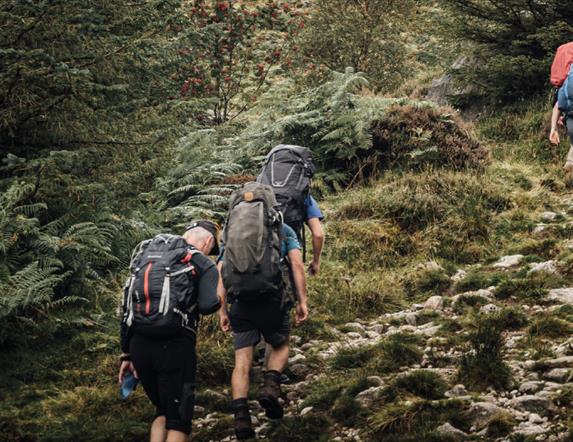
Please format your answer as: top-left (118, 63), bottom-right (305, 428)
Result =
top-left (3, 1), bottom-right (573, 441)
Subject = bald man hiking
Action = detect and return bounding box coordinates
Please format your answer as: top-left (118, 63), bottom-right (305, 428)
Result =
top-left (118, 220), bottom-right (221, 442)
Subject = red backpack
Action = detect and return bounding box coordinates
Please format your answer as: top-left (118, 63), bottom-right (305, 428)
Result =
top-left (551, 42), bottom-right (573, 87)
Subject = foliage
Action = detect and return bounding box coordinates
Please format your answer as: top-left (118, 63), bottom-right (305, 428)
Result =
top-left (458, 314), bottom-right (513, 391)
top-left (440, 0), bottom-right (573, 104)
top-left (299, 0), bottom-right (414, 92)
top-left (177, 0), bottom-right (306, 124)
top-left (391, 370), bottom-right (448, 400)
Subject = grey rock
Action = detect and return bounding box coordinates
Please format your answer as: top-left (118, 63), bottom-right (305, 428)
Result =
top-left (513, 422), bottom-right (549, 436)
top-left (543, 368), bottom-right (572, 383)
top-left (366, 376), bottom-right (385, 387)
top-left (355, 386), bottom-right (384, 408)
top-left (451, 269), bottom-right (467, 282)
top-left (548, 288), bottom-right (573, 305)
top-left (445, 384), bottom-right (468, 398)
top-left (541, 211), bottom-right (558, 222)
top-left (405, 312), bottom-right (417, 326)
top-left (436, 423), bottom-right (468, 440)
top-left (345, 332), bottom-right (362, 340)
top-left (480, 303), bottom-right (501, 314)
top-left (467, 402), bottom-right (504, 430)
top-left (300, 406), bottom-right (313, 416)
top-left (492, 255), bottom-right (524, 269)
top-left (519, 382), bottom-right (544, 394)
top-left (507, 395), bottom-right (555, 416)
top-left (289, 364), bottom-right (311, 378)
top-left (424, 295), bottom-right (444, 310)
top-left (528, 261), bottom-right (557, 275)
top-left (288, 354), bottom-right (306, 364)
top-left (343, 322), bottom-right (365, 332)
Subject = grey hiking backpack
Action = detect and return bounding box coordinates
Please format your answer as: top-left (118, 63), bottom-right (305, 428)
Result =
top-left (221, 182), bottom-right (283, 302)
top-left (257, 145), bottom-right (315, 242)
top-left (123, 234), bottom-right (199, 335)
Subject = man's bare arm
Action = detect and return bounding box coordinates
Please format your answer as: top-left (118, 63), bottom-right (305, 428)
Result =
top-left (307, 218), bottom-right (324, 275)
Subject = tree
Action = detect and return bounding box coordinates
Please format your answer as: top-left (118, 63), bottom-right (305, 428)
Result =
top-left (440, 0), bottom-right (573, 104)
top-left (177, 0), bottom-right (306, 124)
top-left (299, 0), bottom-right (414, 92)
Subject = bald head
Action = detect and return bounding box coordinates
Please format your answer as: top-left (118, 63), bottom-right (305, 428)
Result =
top-left (183, 227), bottom-right (215, 255)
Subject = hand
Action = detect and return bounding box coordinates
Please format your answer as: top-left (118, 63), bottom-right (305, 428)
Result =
top-left (295, 302), bottom-right (308, 327)
top-left (219, 312), bottom-right (231, 332)
top-left (118, 360), bottom-right (137, 384)
top-left (308, 260), bottom-right (320, 276)
top-left (559, 115), bottom-right (565, 127)
top-left (550, 127), bottom-right (561, 145)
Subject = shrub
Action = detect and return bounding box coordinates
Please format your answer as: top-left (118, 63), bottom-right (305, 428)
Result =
top-left (370, 333), bottom-right (423, 373)
top-left (371, 105), bottom-right (488, 170)
top-left (392, 370), bottom-right (448, 400)
top-left (331, 345), bottom-right (374, 370)
top-left (529, 317), bottom-right (572, 339)
top-left (458, 315), bottom-right (513, 391)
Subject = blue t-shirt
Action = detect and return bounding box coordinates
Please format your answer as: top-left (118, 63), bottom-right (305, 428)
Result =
top-left (217, 223), bottom-right (300, 262)
top-left (305, 195), bottom-right (324, 221)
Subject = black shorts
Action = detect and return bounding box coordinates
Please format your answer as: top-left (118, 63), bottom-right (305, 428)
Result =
top-left (229, 297), bottom-right (290, 350)
top-left (130, 332), bottom-right (196, 434)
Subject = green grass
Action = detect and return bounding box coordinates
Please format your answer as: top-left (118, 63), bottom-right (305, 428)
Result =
top-left (391, 370), bottom-right (448, 400)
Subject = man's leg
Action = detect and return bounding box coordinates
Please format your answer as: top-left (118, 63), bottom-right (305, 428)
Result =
top-left (232, 346), bottom-right (254, 399)
top-left (150, 416), bottom-right (167, 442)
top-left (232, 346), bottom-right (255, 440)
top-left (267, 341), bottom-right (289, 373)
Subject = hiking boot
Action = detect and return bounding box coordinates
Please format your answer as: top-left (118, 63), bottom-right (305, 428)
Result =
top-left (232, 399), bottom-right (255, 440)
top-left (279, 373), bottom-right (291, 385)
top-left (258, 370), bottom-right (284, 419)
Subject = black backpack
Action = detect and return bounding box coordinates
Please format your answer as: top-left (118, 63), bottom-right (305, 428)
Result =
top-left (124, 234), bottom-right (199, 335)
top-left (221, 182), bottom-right (283, 302)
top-left (257, 145), bottom-right (315, 241)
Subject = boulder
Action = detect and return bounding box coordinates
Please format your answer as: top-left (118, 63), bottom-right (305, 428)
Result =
top-left (528, 260), bottom-right (557, 275)
top-left (543, 368), bottom-right (572, 383)
top-left (445, 384), bottom-right (468, 398)
top-left (507, 395), bottom-right (555, 416)
top-left (424, 295), bottom-right (444, 310)
top-left (519, 382), bottom-right (544, 395)
top-left (436, 423), bottom-right (468, 440)
top-left (355, 386), bottom-right (384, 408)
top-left (480, 303), bottom-right (501, 314)
top-left (547, 288), bottom-right (573, 305)
top-left (467, 402), bottom-right (504, 430)
top-left (540, 211), bottom-right (558, 222)
top-left (492, 255), bottom-right (524, 269)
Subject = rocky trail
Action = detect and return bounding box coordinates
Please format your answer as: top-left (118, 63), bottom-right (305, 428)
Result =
top-left (192, 195), bottom-right (573, 442)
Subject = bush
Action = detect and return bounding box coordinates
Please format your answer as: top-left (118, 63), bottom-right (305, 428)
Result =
top-left (458, 315), bottom-right (513, 391)
top-left (529, 317), bottom-right (572, 339)
top-left (392, 370), bottom-right (448, 400)
top-left (371, 105), bottom-right (488, 170)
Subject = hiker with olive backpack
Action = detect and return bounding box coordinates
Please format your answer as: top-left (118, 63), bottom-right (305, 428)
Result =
top-left (216, 182), bottom-right (308, 440)
top-left (549, 42), bottom-right (573, 183)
